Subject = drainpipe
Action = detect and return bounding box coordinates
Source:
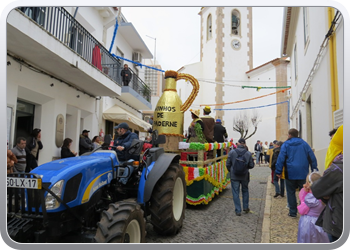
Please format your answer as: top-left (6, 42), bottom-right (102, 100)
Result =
top-left (328, 7), bottom-right (339, 127)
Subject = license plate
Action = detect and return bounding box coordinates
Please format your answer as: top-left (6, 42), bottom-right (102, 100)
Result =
top-left (7, 177), bottom-right (42, 189)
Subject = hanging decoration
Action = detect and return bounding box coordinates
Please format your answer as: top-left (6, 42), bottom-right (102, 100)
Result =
top-left (109, 18), bottom-right (119, 53)
top-left (200, 88), bottom-right (290, 107)
top-left (214, 100), bottom-right (289, 111)
top-left (112, 54), bottom-right (165, 72)
top-left (241, 85), bottom-right (290, 91)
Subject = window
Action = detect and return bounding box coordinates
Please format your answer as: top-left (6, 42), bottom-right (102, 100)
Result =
top-left (303, 7), bottom-right (310, 47)
top-left (231, 10), bottom-right (240, 35)
top-left (207, 14), bottom-right (212, 40)
top-left (293, 43), bottom-right (298, 82)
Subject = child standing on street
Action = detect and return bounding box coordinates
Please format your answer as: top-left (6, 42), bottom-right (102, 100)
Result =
top-left (297, 172), bottom-right (329, 243)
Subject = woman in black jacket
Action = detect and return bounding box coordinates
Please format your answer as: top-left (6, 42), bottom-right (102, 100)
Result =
top-left (311, 157), bottom-right (343, 242)
top-left (61, 138), bottom-right (77, 159)
top-left (26, 128), bottom-right (43, 171)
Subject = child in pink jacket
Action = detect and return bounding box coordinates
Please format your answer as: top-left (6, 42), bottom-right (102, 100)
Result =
top-left (297, 172), bottom-right (329, 243)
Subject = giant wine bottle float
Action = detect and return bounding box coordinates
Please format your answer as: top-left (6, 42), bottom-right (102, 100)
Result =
top-left (153, 70), bottom-right (199, 151)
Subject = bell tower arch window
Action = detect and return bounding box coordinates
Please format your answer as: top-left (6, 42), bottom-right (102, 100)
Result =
top-left (231, 10), bottom-right (240, 36)
top-left (207, 14), bottom-right (212, 40)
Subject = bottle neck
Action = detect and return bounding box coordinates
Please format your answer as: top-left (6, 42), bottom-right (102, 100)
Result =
top-left (165, 77), bottom-right (177, 90)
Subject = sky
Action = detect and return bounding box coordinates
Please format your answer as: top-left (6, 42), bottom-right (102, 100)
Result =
top-left (121, 7), bottom-right (284, 71)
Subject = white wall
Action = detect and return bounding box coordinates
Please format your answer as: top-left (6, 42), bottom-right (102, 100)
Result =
top-left (7, 55), bottom-right (98, 165)
top-left (287, 7), bottom-right (344, 170)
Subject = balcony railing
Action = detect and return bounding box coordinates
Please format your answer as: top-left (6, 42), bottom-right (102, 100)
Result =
top-left (17, 7), bottom-right (151, 102)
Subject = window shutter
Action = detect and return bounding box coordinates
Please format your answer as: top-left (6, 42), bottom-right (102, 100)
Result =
top-left (333, 108), bottom-right (343, 128)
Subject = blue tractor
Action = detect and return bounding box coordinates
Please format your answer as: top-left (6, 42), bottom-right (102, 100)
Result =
top-left (7, 132), bottom-right (186, 243)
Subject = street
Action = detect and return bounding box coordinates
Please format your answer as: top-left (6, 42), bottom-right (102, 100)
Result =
top-left (145, 166), bottom-right (270, 243)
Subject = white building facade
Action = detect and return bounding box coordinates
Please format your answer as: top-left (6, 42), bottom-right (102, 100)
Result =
top-left (7, 7), bottom-right (153, 165)
top-left (282, 7), bottom-right (344, 169)
top-left (178, 7), bottom-right (290, 151)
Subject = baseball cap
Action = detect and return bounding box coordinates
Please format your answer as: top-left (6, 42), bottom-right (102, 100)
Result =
top-left (82, 129), bottom-right (90, 133)
top-left (216, 119), bottom-right (221, 123)
top-left (115, 122), bottom-right (129, 130)
top-left (273, 140), bottom-right (278, 144)
top-left (238, 138), bottom-right (246, 144)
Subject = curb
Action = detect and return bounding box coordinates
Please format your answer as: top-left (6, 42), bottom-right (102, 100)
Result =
top-left (261, 173), bottom-right (272, 243)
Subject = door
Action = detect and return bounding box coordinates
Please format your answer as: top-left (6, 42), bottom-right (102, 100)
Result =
top-left (14, 101), bottom-right (35, 146)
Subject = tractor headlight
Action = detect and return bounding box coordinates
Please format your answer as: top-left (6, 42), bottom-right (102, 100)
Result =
top-left (45, 180), bottom-right (64, 210)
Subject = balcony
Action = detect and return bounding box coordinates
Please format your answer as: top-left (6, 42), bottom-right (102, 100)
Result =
top-left (7, 7), bottom-right (151, 110)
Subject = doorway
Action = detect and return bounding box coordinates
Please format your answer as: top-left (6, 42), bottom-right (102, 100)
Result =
top-left (14, 100), bottom-right (35, 145)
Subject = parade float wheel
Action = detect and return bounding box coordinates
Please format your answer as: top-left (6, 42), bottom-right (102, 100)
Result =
top-left (149, 163), bottom-right (186, 235)
top-left (94, 202), bottom-right (146, 243)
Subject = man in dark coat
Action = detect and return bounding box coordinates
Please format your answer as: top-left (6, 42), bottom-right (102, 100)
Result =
top-left (121, 64), bottom-right (132, 86)
top-left (254, 140), bottom-right (262, 164)
top-left (79, 129), bottom-right (93, 155)
top-left (270, 141), bottom-right (284, 198)
top-left (214, 119), bottom-right (228, 158)
top-left (113, 123), bottom-right (139, 162)
top-left (226, 138), bottom-right (255, 216)
top-left (114, 122), bottom-right (139, 185)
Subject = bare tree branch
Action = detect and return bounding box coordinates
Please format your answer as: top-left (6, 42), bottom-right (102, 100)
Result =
top-left (232, 111), bottom-right (261, 141)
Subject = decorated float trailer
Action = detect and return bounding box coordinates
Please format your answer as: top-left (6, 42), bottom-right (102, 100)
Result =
top-left (178, 142), bottom-right (232, 205)
top-left (152, 70), bottom-right (231, 205)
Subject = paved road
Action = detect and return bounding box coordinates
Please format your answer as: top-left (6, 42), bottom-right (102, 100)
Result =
top-left (145, 166), bottom-right (271, 243)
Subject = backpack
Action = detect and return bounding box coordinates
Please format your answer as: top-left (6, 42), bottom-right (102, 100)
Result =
top-left (233, 149), bottom-right (248, 175)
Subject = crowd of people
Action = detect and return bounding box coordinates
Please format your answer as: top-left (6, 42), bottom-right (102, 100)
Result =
top-left (225, 125), bottom-right (343, 244)
top-left (6, 110), bottom-right (343, 244)
top-left (7, 128), bottom-right (44, 174)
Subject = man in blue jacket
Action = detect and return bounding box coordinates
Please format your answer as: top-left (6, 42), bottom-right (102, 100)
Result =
top-left (275, 128), bottom-right (318, 218)
top-left (114, 122), bottom-right (139, 185)
top-left (114, 122), bottom-right (139, 162)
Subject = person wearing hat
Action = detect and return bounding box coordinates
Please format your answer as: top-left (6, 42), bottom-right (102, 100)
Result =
top-left (79, 129), bottom-right (93, 156)
top-left (226, 138), bottom-right (255, 216)
top-left (187, 109), bottom-right (206, 144)
top-left (26, 128), bottom-right (43, 171)
top-left (113, 122), bottom-right (139, 186)
top-left (213, 118), bottom-right (228, 158)
top-left (200, 106), bottom-right (215, 144)
top-left (113, 122), bottom-right (139, 162)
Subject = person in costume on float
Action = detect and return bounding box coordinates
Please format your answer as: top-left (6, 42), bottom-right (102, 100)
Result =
top-left (200, 106), bottom-right (215, 158)
top-left (186, 109), bottom-right (206, 144)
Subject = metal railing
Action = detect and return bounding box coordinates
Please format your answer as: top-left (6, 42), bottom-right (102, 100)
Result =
top-left (18, 7), bottom-right (151, 102)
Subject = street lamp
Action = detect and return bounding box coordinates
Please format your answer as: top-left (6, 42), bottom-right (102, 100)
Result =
top-left (146, 35), bottom-right (156, 65)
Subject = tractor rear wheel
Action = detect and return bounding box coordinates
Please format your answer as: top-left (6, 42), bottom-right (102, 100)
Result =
top-left (94, 201), bottom-right (146, 243)
top-left (149, 163), bottom-right (186, 235)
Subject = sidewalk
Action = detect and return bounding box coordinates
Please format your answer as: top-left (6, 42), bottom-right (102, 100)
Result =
top-left (261, 165), bottom-right (299, 243)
